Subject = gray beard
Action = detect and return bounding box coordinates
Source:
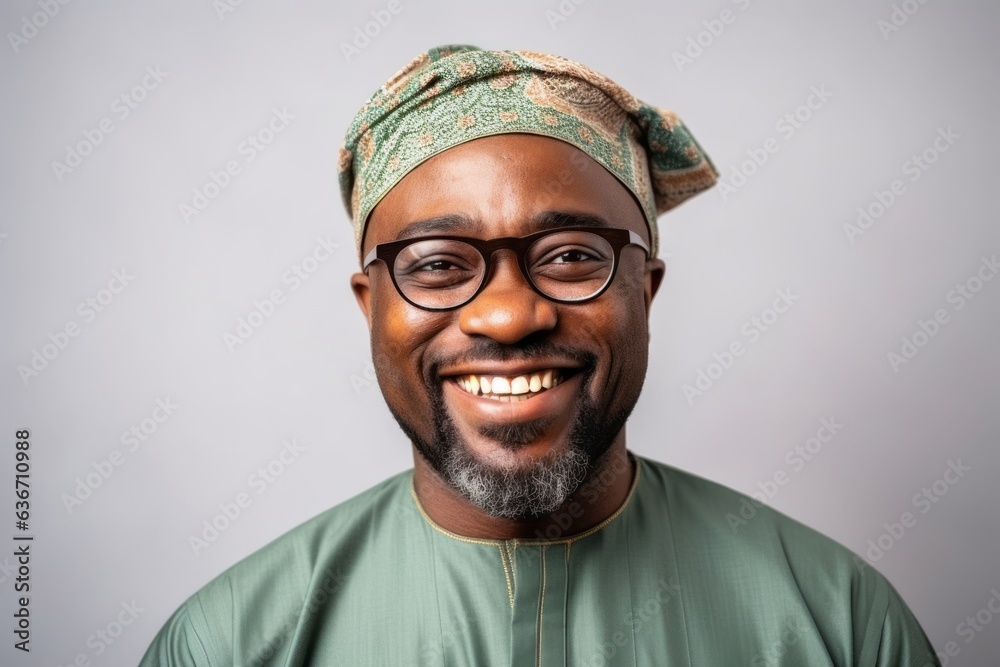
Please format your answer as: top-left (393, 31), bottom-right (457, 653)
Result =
top-left (439, 433), bottom-right (591, 519)
top-left (393, 367), bottom-right (634, 520)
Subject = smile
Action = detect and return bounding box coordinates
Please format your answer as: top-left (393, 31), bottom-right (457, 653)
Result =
top-left (450, 369), bottom-right (569, 402)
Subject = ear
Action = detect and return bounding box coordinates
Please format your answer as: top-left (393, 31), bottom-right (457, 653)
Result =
top-left (643, 258), bottom-right (666, 316)
top-left (350, 271), bottom-right (373, 330)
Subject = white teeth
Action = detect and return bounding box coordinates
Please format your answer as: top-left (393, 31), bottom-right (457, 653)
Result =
top-left (491, 377), bottom-right (511, 395)
top-left (453, 369), bottom-right (567, 398)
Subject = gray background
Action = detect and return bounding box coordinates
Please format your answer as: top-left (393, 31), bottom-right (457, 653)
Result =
top-left (1, 0), bottom-right (998, 664)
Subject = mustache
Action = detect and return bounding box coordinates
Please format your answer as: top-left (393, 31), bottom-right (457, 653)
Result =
top-left (427, 335), bottom-right (597, 380)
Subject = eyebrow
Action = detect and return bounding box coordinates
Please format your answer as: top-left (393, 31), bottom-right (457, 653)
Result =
top-left (396, 215), bottom-right (477, 240)
top-left (394, 210), bottom-right (611, 240)
top-left (531, 210), bottom-right (611, 231)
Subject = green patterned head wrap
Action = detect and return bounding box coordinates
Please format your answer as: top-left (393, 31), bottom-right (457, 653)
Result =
top-left (338, 44), bottom-right (718, 261)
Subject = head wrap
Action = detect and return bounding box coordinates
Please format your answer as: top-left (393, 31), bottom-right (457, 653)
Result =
top-left (338, 44), bottom-right (717, 261)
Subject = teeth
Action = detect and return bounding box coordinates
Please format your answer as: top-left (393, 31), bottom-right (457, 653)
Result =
top-left (491, 377), bottom-right (511, 395)
top-left (541, 370), bottom-right (553, 389)
top-left (452, 369), bottom-right (567, 399)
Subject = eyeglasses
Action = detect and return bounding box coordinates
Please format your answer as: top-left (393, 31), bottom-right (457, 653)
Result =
top-left (362, 226), bottom-right (650, 311)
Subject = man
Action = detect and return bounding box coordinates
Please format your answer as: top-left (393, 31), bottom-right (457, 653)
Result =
top-left (141, 45), bottom-right (939, 666)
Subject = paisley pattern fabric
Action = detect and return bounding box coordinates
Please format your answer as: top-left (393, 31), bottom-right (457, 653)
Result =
top-left (338, 44), bottom-right (718, 260)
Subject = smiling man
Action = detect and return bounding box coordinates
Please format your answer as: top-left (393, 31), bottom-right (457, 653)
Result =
top-left (141, 45), bottom-right (939, 666)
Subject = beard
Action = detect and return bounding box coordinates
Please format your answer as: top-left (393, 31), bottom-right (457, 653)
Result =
top-left (386, 355), bottom-right (640, 520)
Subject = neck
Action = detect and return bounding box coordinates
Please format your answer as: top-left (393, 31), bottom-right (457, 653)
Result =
top-left (411, 435), bottom-right (635, 540)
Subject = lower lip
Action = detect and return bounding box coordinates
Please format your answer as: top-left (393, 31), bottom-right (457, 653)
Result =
top-left (442, 373), bottom-right (584, 424)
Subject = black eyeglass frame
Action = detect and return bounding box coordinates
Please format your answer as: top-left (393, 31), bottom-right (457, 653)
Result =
top-left (362, 226), bottom-right (650, 312)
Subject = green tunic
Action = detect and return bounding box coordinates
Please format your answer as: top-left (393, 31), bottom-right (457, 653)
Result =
top-left (140, 453), bottom-right (938, 666)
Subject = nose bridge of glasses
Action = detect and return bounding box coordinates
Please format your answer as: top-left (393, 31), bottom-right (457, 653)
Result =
top-left (481, 244), bottom-right (533, 292)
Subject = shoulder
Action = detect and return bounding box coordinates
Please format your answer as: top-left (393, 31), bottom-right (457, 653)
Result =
top-left (636, 453), bottom-right (862, 568)
top-left (633, 454), bottom-right (938, 666)
top-left (139, 469), bottom-right (413, 666)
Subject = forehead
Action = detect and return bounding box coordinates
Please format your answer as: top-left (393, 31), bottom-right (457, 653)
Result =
top-left (362, 134), bottom-right (647, 251)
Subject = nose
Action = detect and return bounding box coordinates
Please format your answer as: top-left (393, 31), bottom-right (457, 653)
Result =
top-left (458, 250), bottom-right (558, 344)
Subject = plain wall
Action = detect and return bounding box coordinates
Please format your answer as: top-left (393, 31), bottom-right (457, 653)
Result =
top-left (1, 0), bottom-right (997, 664)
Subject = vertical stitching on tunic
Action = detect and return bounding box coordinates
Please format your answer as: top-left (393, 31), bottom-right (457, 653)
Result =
top-left (499, 543), bottom-right (514, 610)
top-left (661, 463), bottom-right (693, 667)
top-left (226, 577), bottom-right (236, 666)
top-left (536, 545), bottom-right (546, 667)
top-left (562, 543), bottom-right (570, 665)
top-left (189, 594), bottom-right (216, 666)
top-left (624, 482), bottom-right (637, 664)
top-left (427, 502), bottom-right (447, 666)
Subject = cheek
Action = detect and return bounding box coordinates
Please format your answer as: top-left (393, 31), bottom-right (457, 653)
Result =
top-left (607, 262), bottom-right (649, 334)
top-left (369, 274), bottom-right (447, 387)
top-left (602, 269), bottom-right (652, 386)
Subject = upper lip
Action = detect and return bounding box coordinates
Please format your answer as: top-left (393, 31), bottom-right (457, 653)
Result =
top-left (439, 359), bottom-right (584, 378)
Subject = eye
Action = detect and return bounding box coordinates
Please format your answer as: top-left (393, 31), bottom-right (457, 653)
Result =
top-left (549, 248), bottom-right (597, 264)
top-left (417, 259), bottom-right (461, 272)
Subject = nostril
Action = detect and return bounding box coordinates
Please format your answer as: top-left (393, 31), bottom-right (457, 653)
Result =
top-left (457, 279), bottom-right (558, 342)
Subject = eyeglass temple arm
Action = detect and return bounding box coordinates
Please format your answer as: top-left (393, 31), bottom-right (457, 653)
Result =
top-left (628, 230), bottom-right (650, 254)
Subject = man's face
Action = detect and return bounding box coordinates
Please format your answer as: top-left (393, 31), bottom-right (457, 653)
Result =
top-left (350, 134), bottom-right (665, 519)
